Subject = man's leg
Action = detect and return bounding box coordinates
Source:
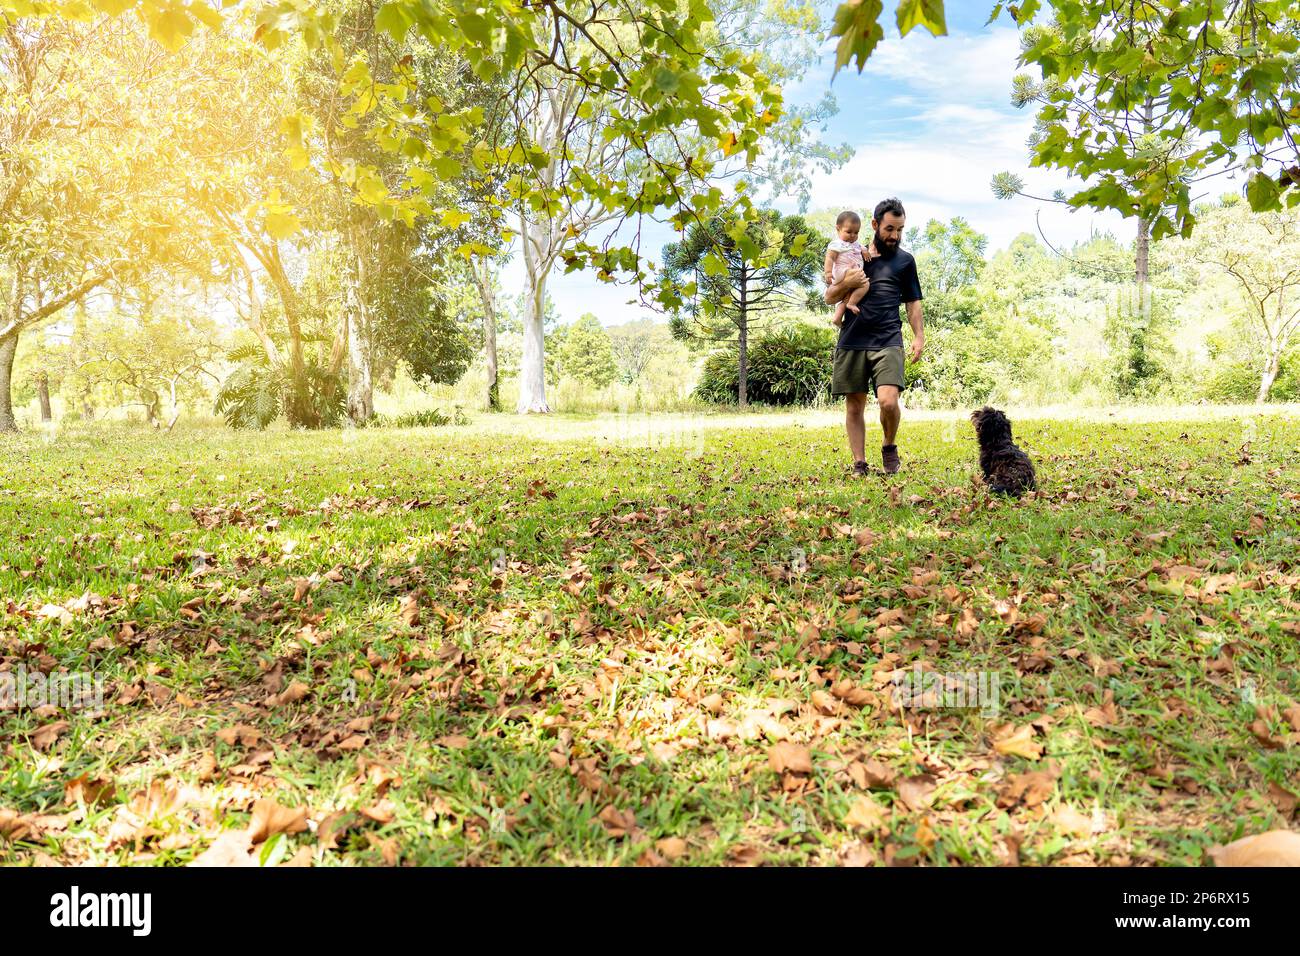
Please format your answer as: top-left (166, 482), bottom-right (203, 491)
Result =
top-left (845, 392), bottom-right (868, 466)
top-left (877, 385), bottom-right (900, 445)
top-left (877, 384), bottom-right (901, 474)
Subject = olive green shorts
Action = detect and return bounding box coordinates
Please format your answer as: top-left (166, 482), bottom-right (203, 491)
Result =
top-left (832, 346), bottom-right (906, 397)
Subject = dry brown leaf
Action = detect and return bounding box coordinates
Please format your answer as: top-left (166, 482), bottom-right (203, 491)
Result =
top-left (64, 774), bottom-right (115, 808)
top-left (897, 774), bottom-right (937, 812)
top-left (32, 721), bottom-right (70, 751)
top-left (1207, 830), bottom-right (1300, 867)
top-left (656, 836), bottom-right (687, 860)
top-left (190, 830), bottom-right (257, 867)
top-left (843, 795), bottom-right (888, 834)
top-left (266, 681), bottom-right (311, 708)
top-left (247, 798), bottom-right (309, 844)
top-left (768, 742), bottom-right (813, 775)
top-left (992, 723), bottom-right (1043, 760)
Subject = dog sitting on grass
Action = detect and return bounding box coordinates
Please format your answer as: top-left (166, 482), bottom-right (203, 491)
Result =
top-left (970, 406), bottom-right (1036, 496)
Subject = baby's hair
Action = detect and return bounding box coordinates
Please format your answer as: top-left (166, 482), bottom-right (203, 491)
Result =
top-left (835, 210), bottom-right (861, 227)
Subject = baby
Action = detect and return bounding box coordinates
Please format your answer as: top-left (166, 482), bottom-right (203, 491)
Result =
top-left (824, 210), bottom-right (876, 327)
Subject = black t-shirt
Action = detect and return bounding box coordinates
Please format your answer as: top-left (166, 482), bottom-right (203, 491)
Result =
top-left (836, 244), bottom-right (923, 351)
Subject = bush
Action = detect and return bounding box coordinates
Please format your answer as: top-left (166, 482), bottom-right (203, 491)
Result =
top-left (695, 325), bottom-right (835, 406)
top-left (368, 406), bottom-right (468, 428)
top-left (215, 345), bottom-right (345, 429)
top-left (1199, 351), bottom-right (1300, 403)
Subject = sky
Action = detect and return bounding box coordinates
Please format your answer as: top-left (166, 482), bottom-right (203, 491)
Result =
top-left (501, 2), bottom-right (1134, 327)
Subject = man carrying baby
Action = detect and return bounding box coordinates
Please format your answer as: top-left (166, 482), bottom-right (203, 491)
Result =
top-left (824, 197), bottom-right (925, 477)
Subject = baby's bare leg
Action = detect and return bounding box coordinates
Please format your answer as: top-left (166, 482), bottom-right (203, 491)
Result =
top-left (832, 299), bottom-right (846, 326)
top-left (845, 281), bottom-right (869, 314)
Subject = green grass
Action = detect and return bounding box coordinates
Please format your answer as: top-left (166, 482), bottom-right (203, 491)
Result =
top-left (2, 408), bottom-right (1298, 866)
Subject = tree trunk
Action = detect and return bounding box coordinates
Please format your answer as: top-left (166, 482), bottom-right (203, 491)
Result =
top-left (1257, 350), bottom-right (1281, 403)
top-left (263, 253), bottom-right (313, 427)
top-left (470, 260), bottom-right (500, 411)
top-left (37, 372), bottom-right (51, 422)
top-left (1135, 216), bottom-right (1149, 292)
top-left (166, 376), bottom-right (181, 431)
top-left (0, 332), bottom-right (17, 433)
top-left (484, 293), bottom-right (499, 412)
top-left (737, 268), bottom-right (749, 408)
top-left (346, 312), bottom-right (374, 424)
top-left (344, 242), bottom-right (373, 425)
top-left (517, 261), bottom-right (551, 414)
top-left (1135, 98), bottom-right (1153, 318)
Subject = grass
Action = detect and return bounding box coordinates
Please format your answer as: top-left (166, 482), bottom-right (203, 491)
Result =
top-left (1, 407), bottom-right (1299, 867)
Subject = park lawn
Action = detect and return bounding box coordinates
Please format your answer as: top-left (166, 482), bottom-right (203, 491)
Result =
top-left (1, 410), bottom-right (1299, 867)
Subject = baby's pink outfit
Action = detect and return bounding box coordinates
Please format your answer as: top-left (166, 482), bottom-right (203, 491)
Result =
top-left (828, 239), bottom-right (865, 281)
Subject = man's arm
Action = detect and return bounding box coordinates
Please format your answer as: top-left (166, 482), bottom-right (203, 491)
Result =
top-left (824, 267), bottom-right (866, 305)
top-left (905, 299), bottom-right (924, 361)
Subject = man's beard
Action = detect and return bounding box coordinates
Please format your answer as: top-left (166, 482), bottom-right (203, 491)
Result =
top-left (873, 233), bottom-right (900, 257)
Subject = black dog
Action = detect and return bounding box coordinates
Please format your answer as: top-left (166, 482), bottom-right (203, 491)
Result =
top-left (970, 406), bottom-right (1036, 496)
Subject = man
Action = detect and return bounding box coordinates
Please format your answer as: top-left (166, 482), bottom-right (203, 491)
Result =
top-left (824, 197), bottom-right (924, 476)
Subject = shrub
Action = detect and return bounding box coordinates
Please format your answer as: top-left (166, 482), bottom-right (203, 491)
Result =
top-left (368, 406), bottom-right (468, 428)
top-left (215, 345), bottom-right (345, 429)
top-left (695, 325), bottom-right (835, 406)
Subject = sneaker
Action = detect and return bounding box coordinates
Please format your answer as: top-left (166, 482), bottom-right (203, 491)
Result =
top-left (851, 460), bottom-right (870, 477)
top-left (881, 444), bottom-right (900, 474)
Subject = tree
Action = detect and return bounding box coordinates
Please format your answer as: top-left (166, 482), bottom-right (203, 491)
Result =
top-left (608, 319), bottom-right (668, 385)
top-left (907, 217), bottom-right (986, 328)
top-left (557, 314), bottom-right (617, 388)
top-left (990, 1), bottom-right (1300, 239)
top-left (468, 257), bottom-right (503, 409)
top-left (0, 17), bottom-right (187, 431)
top-left (75, 293), bottom-right (223, 428)
top-left (663, 209), bottom-right (822, 407)
top-left (1183, 197), bottom-right (1300, 402)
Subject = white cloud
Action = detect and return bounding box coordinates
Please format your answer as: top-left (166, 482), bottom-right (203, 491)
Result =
top-left (857, 25), bottom-right (1027, 104)
top-left (801, 23), bottom-right (1130, 253)
top-left (506, 20), bottom-right (1139, 325)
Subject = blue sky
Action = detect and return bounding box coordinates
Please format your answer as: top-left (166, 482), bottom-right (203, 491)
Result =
top-left (504, 2), bottom-right (1133, 326)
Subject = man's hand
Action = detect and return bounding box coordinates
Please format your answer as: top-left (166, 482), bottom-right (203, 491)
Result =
top-left (824, 266), bottom-right (867, 305)
top-left (909, 335), bottom-right (925, 363)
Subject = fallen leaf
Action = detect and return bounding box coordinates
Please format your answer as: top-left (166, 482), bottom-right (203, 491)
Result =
top-left (190, 830), bottom-right (257, 867)
top-left (768, 742), bottom-right (812, 775)
top-left (843, 795), bottom-right (888, 834)
top-left (992, 723), bottom-right (1043, 760)
top-left (247, 798), bottom-right (309, 844)
top-left (32, 721), bottom-right (70, 751)
top-left (1207, 830), bottom-right (1300, 867)
top-left (897, 774), bottom-right (937, 811)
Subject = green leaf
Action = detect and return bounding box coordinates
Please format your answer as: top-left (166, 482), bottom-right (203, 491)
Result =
top-left (90, 0), bottom-right (136, 15)
top-left (264, 211), bottom-right (302, 240)
top-left (654, 68), bottom-right (681, 94)
top-left (146, 8), bottom-right (195, 52)
top-left (1245, 171), bottom-right (1281, 211)
top-left (375, 2), bottom-right (413, 42)
top-left (896, 0), bottom-right (947, 37)
top-left (441, 209), bottom-right (471, 229)
top-left (830, 0), bottom-right (886, 77)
